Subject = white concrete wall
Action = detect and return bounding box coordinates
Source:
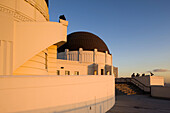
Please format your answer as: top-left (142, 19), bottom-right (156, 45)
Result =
top-left (0, 0), bottom-right (68, 75)
top-left (58, 50), bottom-right (112, 65)
top-left (47, 45), bottom-right (89, 75)
top-left (0, 15), bottom-right (14, 75)
top-left (96, 52), bottom-right (105, 64)
top-left (14, 21), bottom-right (67, 71)
top-left (150, 76), bottom-right (164, 86)
top-left (0, 18), bottom-right (68, 75)
top-left (57, 50), bottom-right (114, 75)
top-left (0, 0), bottom-right (48, 22)
top-left (0, 40), bottom-right (13, 75)
top-left (0, 75), bottom-right (115, 113)
top-left (0, 20), bottom-right (68, 76)
top-left (107, 55), bottom-right (112, 65)
top-left (133, 76), bottom-right (164, 92)
top-left (48, 59), bottom-right (88, 75)
top-left (151, 86), bottom-right (170, 99)
top-left (82, 51), bottom-right (93, 63)
top-left (13, 49), bottom-right (48, 75)
top-left (134, 76), bottom-right (164, 86)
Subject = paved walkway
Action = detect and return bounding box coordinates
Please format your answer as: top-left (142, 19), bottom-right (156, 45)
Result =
top-left (107, 95), bottom-right (170, 113)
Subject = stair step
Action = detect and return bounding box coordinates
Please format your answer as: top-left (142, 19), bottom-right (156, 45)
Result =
top-left (116, 83), bottom-right (143, 95)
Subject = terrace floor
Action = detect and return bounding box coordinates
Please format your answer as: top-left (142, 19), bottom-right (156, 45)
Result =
top-left (107, 95), bottom-right (170, 113)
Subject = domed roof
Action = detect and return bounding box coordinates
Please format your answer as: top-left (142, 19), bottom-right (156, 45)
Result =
top-left (57, 31), bottom-right (110, 54)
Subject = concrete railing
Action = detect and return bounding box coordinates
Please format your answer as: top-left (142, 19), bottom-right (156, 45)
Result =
top-left (0, 75), bottom-right (115, 113)
top-left (151, 86), bottom-right (170, 99)
top-left (116, 76), bottom-right (164, 93)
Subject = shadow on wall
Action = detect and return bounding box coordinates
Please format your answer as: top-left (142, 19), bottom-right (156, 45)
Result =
top-left (88, 63), bottom-right (98, 75)
top-left (105, 65), bottom-right (112, 75)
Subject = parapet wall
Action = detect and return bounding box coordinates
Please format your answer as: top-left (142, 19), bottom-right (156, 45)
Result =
top-left (57, 50), bottom-right (112, 65)
top-left (151, 86), bottom-right (170, 99)
top-left (0, 75), bottom-right (115, 113)
top-left (134, 76), bottom-right (164, 86)
top-left (133, 76), bottom-right (164, 92)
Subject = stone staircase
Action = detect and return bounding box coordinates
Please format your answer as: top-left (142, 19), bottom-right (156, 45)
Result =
top-left (115, 83), bottom-right (144, 95)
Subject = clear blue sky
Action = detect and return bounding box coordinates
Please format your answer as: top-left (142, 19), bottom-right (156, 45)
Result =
top-left (49, 0), bottom-right (170, 83)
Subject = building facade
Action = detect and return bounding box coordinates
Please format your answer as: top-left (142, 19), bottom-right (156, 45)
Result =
top-left (0, 0), bottom-right (116, 113)
top-left (56, 31), bottom-right (117, 77)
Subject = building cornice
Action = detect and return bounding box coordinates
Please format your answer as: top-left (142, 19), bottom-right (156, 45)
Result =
top-left (0, 4), bottom-right (34, 22)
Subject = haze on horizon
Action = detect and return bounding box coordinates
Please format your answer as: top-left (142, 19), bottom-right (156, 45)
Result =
top-left (49, 0), bottom-right (170, 83)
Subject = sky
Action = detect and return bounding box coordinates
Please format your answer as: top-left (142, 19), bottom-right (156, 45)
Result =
top-left (49, 0), bottom-right (170, 83)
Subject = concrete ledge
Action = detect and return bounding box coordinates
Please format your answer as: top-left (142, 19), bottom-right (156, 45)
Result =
top-left (0, 75), bottom-right (115, 113)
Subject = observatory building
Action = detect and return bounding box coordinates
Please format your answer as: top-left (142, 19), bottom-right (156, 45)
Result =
top-left (56, 31), bottom-right (118, 76)
top-left (0, 0), bottom-right (116, 113)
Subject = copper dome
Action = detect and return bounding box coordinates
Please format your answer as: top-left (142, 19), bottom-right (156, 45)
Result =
top-left (57, 31), bottom-right (110, 54)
